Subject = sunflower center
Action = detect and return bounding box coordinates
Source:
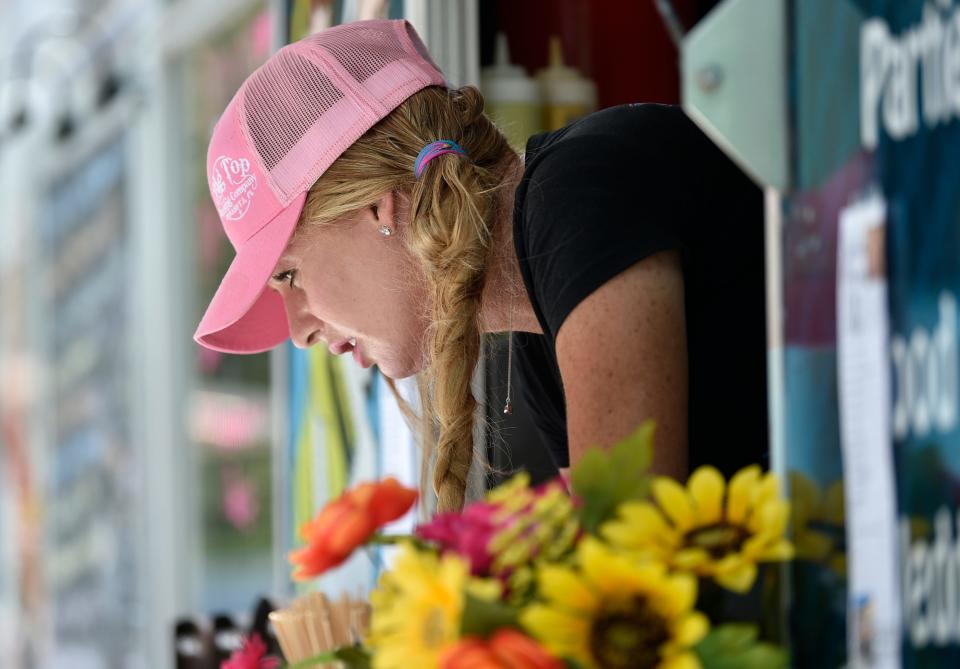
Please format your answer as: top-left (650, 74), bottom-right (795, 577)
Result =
top-left (589, 596), bottom-right (669, 669)
top-left (686, 523), bottom-right (748, 558)
top-left (422, 607), bottom-right (447, 647)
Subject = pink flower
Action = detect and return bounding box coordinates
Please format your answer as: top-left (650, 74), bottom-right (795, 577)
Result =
top-left (417, 502), bottom-right (500, 575)
top-left (416, 476), bottom-right (577, 582)
top-left (221, 634), bottom-right (279, 669)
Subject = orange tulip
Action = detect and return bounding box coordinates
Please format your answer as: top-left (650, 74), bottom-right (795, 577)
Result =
top-left (289, 477), bottom-right (417, 580)
top-left (488, 629), bottom-right (564, 669)
top-left (438, 638), bottom-right (501, 669)
top-left (438, 630), bottom-right (563, 669)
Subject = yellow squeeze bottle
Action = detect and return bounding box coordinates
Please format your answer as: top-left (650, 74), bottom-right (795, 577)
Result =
top-left (536, 36), bottom-right (598, 131)
top-left (481, 33), bottom-right (543, 152)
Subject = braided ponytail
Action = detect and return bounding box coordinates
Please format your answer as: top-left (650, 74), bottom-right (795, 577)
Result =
top-left (298, 86), bottom-right (514, 512)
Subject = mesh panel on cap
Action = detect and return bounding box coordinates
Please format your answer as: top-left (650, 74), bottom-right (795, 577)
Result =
top-left (241, 50), bottom-right (345, 172)
top-left (314, 23), bottom-right (410, 83)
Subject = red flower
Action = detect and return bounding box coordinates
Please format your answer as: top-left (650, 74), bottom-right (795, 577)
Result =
top-left (221, 634), bottom-right (279, 669)
top-left (438, 630), bottom-right (563, 669)
top-left (289, 477), bottom-right (417, 579)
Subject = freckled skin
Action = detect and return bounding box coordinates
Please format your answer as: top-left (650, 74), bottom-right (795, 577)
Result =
top-left (556, 249), bottom-right (688, 480)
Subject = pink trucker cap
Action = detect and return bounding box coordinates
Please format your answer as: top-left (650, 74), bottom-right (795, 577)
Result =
top-left (194, 19), bottom-right (446, 353)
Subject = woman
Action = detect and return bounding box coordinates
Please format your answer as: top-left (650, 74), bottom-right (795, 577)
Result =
top-left (195, 19), bottom-right (768, 512)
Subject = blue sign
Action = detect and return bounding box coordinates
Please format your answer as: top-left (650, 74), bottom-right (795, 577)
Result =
top-left (785, 1), bottom-right (960, 666)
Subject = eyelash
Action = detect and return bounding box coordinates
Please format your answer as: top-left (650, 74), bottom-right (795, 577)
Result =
top-left (273, 270), bottom-right (297, 288)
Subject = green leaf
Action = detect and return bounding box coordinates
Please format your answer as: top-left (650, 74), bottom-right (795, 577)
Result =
top-left (571, 421), bottom-right (655, 534)
top-left (460, 592), bottom-right (520, 637)
top-left (334, 646), bottom-right (373, 669)
top-left (284, 645), bottom-right (372, 669)
top-left (694, 624), bottom-right (789, 669)
top-left (610, 420), bottom-right (655, 473)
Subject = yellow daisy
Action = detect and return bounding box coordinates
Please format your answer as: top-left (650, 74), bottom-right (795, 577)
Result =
top-left (601, 465), bottom-right (794, 593)
top-left (521, 537), bottom-right (708, 669)
top-left (367, 543), bottom-right (499, 669)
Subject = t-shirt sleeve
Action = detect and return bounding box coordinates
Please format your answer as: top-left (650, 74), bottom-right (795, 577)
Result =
top-left (520, 114), bottom-right (690, 338)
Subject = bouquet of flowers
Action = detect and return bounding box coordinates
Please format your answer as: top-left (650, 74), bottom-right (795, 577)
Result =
top-left (225, 421), bottom-right (793, 669)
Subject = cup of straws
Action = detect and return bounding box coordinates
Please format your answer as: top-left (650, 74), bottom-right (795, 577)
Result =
top-left (268, 591), bottom-right (370, 667)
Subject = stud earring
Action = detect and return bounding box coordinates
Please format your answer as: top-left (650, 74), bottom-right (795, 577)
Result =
top-left (379, 225), bottom-right (392, 237)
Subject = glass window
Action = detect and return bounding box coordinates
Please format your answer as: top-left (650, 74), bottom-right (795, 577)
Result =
top-left (180, 4), bottom-right (275, 614)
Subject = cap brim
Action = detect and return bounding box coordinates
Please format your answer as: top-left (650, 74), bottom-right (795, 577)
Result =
top-left (194, 192), bottom-right (308, 353)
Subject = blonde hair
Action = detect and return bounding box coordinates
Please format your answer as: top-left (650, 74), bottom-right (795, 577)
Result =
top-left (297, 85), bottom-right (515, 512)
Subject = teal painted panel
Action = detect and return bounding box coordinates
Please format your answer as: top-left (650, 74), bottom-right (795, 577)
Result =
top-left (682, 0), bottom-right (789, 190)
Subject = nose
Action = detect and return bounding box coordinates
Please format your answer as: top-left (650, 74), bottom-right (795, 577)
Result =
top-left (279, 289), bottom-right (323, 349)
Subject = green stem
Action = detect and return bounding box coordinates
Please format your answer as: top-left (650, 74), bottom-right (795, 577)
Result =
top-left (284, 652), bottom-right (339, 669)
top-left (367, 533), bottom-right (432, 551)
top-left (284, 646), bottom-right (372, 669)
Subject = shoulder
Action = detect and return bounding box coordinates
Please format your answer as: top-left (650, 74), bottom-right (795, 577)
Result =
top-left (569, 103), bottom-right (693, 140)
top-left (530, 104), bottom-right (692, 147)
top-left (524, 103), bottom-right (696, 170)
top-left (517, 104), bottom-right (717, 215)
top-left (511, 107), bottom-right (696, 339)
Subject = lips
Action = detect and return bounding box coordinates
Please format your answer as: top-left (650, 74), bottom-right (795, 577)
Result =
top-left (328, 338), bottom-right (355, 356)
top-left (329, 337), bottom-right (371, 368)
top-left (352, 345), bottom-right (371, 368)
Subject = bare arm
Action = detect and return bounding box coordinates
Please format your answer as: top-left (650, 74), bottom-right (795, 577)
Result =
top-left (555, 249), bottom-right (688, 479)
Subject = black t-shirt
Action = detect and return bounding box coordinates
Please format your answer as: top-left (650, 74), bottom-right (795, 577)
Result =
top-left (512, 103), bottom-right (768, 477)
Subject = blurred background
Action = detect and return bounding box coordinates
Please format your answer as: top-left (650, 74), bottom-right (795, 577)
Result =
top-left (3, 0), bottom-right (960, 668)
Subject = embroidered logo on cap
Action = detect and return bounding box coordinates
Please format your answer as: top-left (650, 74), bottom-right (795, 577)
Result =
top-left (211, 155), bottom-right (258, 221)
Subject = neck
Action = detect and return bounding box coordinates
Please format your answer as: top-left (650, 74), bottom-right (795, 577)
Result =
top-left (479, 153), bottom-right (543, 335)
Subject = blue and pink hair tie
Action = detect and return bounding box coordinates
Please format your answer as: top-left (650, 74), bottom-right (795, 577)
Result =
top-left (414, 140), bottom-right (468, 179)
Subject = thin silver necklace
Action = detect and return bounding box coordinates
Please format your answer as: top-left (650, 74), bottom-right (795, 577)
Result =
top-left (502, 154), bottom-right (523, 417)
top-left (503, 293), bottom-right (514, 416)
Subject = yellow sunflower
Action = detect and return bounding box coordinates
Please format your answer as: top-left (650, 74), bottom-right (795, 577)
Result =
top-left (367, 542), bottom-right (499, 669)
top-left (521, 537), bottom-right (708, 669)
top-left (601, 465), bottom-right (794, 593)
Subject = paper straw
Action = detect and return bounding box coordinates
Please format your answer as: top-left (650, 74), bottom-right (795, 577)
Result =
top-left (267, 612), bottom-right (297, 663)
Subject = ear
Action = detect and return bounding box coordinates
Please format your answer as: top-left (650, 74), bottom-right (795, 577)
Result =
top-left (371, 190), bottom-right (399, 235)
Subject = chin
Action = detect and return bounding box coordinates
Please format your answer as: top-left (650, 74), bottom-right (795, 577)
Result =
top-left (378, 367), bottom-right (417, 381)
top-left (375, 364), bottom-right (418, 381)
top-left (375, 354), bottom-right (423, 381)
